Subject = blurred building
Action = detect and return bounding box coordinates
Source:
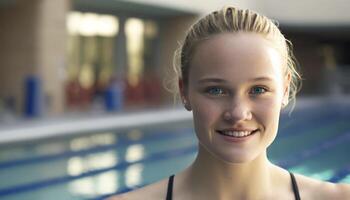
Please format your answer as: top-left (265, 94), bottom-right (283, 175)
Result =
top-left (0, 0), bottom-right (349, 118)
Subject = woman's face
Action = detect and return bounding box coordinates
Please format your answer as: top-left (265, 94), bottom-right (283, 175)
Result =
top-left (182, 32), bottom-right (289, 164)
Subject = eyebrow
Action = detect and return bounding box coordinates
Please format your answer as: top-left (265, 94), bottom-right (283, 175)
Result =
top-left (197, 76), bottom-right (274, 83)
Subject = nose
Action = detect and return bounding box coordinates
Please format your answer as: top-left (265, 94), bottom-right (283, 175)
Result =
top-left (223, 98), bottom-right (252, 122)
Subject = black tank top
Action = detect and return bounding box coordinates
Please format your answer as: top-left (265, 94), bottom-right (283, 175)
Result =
top-left (165, 172), bottom-right (301, 200)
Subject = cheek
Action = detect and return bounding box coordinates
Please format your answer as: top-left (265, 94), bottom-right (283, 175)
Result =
top-left (190, 95), bottom-right (223, 135)
top-left (192, 98), bottom-right (220, 125)
top-left (254, 97), bottom-right (282, 134)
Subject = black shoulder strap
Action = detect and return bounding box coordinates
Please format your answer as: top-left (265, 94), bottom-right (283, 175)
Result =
top-left (289, 172), bottom-right (301, 200)
top-left (166, 175), bottom-right (174, 200)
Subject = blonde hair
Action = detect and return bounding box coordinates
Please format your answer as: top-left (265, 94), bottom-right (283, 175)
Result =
top-left (171, 6), bottom-right (302, 107)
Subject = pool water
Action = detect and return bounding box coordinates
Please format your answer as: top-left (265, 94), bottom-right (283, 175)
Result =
top-left (0, 100), bottom-right (349, 200)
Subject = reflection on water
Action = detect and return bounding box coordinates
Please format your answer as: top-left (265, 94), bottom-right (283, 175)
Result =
top-left (67, 150), bottom-right (119, 197)
top-left (127, 129), bottom-right (144, 141)
top-left (69, 171), bottom-right (119, 197)
top-left (125, 163), bottom-right (144, 188)
top-left (70, 137), bottom-right (93, 151)
top-left (67, 156), bottom-right (84, 176)
top-left (2, 105), bottom-right (349, 200)
top-left (35, 142), bottom-right (67, 155)
top-left (290, 166), bottom-right (335, 181)
top-left (125, 144), bottom-right (144, 162)
top-left (308, 169), bottom-right (334, 180)
top-left (69, 177), bottom-right (96, 197)
top-left (67, 152), bottom-right (118, 176)
top-left (66, 131), bottom-right (146, 196)
top-left (96, 171), bottom-right (119, 195)
top-left (0, 147), bottom-right (27, 161)
top-left (341, 174), bottom-right (350, 183)
top-left (87, 152), bottom-right (118, 169)
top-left (90, 133), bottom-right (116, 145)
top-left (70, 132), bottom-right (116, 151)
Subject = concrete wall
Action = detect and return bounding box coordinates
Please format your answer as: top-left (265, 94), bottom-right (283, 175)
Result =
top-left (1, 0), bottom-right (348, 116)
top-left (36, 0), bottom-right (70, 115)
top-left (158, 15), bottom-right (197, 103)
top-left (0, 0), bottom-right (39, 114)
top-left (0, 0), bottom-right (69, 115)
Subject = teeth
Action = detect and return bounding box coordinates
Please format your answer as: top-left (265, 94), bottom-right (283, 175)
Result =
top-left (221, 131), bottom-right (252, 137)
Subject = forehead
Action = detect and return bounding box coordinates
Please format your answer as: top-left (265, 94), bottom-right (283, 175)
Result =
top-left (189, 33), bottom-right (284, 83)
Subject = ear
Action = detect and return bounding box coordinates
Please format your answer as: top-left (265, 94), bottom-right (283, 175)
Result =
top-left (178, 79), bottom-right (185, 97)
top-left (178, 79), bottom-right (192, 111)
top-left (282, 73), bottom-right (291, 107)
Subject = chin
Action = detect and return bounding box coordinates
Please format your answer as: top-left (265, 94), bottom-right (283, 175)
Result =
top-left (200, 142), bottom-right (262, 164)
top-left (215, 150), bottom-right (261, 164)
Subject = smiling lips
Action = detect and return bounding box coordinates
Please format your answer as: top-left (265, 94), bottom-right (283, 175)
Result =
top-left (217, 129), bottom-right (258, 138)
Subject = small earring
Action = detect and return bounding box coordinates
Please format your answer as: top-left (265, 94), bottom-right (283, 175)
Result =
top-left (183, 99), bottom-right (191, 111)
top-left (282, 99), bottom-right (288, 107)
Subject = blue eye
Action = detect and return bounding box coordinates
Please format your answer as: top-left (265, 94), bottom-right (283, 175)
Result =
top-left (206, 87), bottom-right (226, 96)
top-left (250, 86), bottom-right (267, 95)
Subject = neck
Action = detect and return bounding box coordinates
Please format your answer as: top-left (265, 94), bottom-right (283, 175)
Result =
top-left (184, 144), bottom-right (275, 200)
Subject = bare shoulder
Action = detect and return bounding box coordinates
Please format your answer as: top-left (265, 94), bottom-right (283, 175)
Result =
top-left (294, 173), bottom-right (350, 199)
top-left (107, 178), bottom-right (169, 200)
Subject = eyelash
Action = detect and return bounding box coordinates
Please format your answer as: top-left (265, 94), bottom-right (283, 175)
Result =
top-left (249, 86), bottom-right (268, 95)
top-left (204, 86), bottom-right (268, 96)
top-left (205, 87), bottom-right (228, 96)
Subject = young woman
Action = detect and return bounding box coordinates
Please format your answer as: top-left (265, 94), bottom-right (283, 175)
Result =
top-left (111, 6), bottom-right (350, 200)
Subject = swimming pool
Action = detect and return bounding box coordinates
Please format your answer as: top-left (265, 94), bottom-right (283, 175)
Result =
top-left (0, 99), bottom-right (349, 200)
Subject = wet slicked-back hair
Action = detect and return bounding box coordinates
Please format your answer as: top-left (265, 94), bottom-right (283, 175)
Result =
top-left (172, 6), bottom-right (302, 107)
